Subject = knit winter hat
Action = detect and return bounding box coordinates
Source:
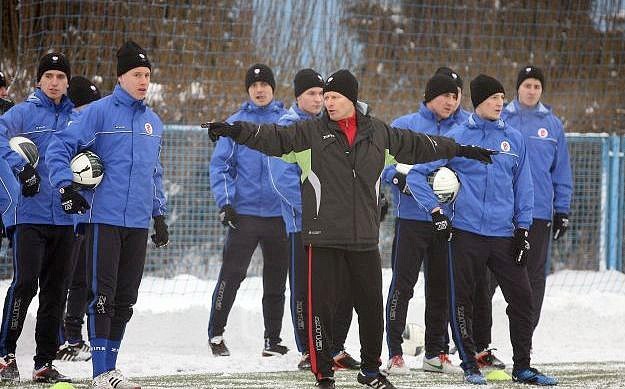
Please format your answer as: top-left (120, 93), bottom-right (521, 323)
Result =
top-left (424, 74), bottom-right (459, 103)
top-left (0, 71), bottom-right (7, 88)
top-left (516, 65), bottom-right (545, 91)
top-left (37, 53), bottom-right (71, 82)
top-left (470, 74), bottom-right (505, 108)
top-left (293, 68), bottom-right (324, 98)
top-left (435, 66), bottom-right (463, 90)
top-left (117, 41), bottom-right (151, 77)
top-left (68, 76), bottom-right (102, 108)
top-left (245, 63), bottom-right (276, 92)
top-left (323, 69), bottom-right (358, 105)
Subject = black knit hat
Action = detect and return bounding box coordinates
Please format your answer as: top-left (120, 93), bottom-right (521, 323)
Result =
top-left (517, 65), bottom-right (545, 91)
top-left (293, 68), bottom-right (324, 98)
top-left (323, 69), bottom-right (358, 105)
top-left (470, 74), bottom-right (505, 108)
top-left (245, 63), bottom-right (276, 92)
top-left (435, 66), bottom-right (463, 90)
top-left (424, 74), bottom-right (459, 103)
top-left (37, 53), bottom-right (71, 82)
top-left (68, 76), bottom-right (102, 108)
top-left (117, 41), bottom-right (151, 77)
top-left (0, 71), bottom-right (7, 88)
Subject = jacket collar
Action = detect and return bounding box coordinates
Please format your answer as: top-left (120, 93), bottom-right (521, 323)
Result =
top-left (113, 85), bottom-right (147, 111)
top-left (29, 88), bottom-right (73, 112)
top-left (288, 103), bottom-right (321, 121)
top-left (467, 113), bottom-right (505, 131)
top-left (418, 102), bottom-right (456, 127)
top-left (505, 99), bottom-right (551, 116)
top-left (240, 99), bottom-right (284, 114)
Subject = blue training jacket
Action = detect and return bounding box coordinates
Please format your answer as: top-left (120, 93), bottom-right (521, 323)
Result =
top-left (502, 99), bottom-right (572, 220)
top-left (0, 88), bottom-right (74, 225)
top-left (210, 100), bottom-right (287, 217)
top-left (382, 103), bottom-right (462, 222)
top-left (47, 85), bottom-right (167, 229)
top-left (0, 158), bottom-right (19, 229)
top-left (409, 113), bottom-right (534, 237)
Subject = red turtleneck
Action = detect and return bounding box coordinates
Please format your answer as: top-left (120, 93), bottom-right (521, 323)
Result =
top-left (337, 112), bottom-right (357, 146)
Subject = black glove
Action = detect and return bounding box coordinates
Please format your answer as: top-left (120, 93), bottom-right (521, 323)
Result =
top-left (151, 215), bottom-right (169, 247)
top-left (513, 228), bottom-right (530, 266)
top-left (456, 144), bottom-right (498, 164)
top-left (219, 205), bottom-right (238, 229)
top-left (379, 192), bottom-right (389, 222)
top-left (552, 213), bottom-right (569, 241)
top-left (59, 185), bottom-right (90, 214)
top-left (0, 218), bottom-right (4, 252)
top-left (201, 121), bottom-right (242, 142)
top-left (0, 98), bottom-right (15, 115)
top-left (431, 209), bottom-right (452, 242)
top-left (17, 163), bottom-right (40, 197)
top-left (391, 172), bottom-right (411, 195)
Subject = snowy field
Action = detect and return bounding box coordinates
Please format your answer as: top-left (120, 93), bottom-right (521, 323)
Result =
top-left (2, 269), bottom-right (624, 388)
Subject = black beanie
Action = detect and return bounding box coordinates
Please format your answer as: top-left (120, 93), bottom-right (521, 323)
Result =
top-left (470, 74), bottom-right (505, 108)
top-left (516, 65), bottom-right (545, 91)
top-left (0, 71), bottom-right (6, 88)
top-left (293, 68), bottom-right (324, 98)
top-left (37, 53), bottom-right (71, 82)
top-left (323, 69), bottom-right (358, 105)
top-left (68, 76), bottom-right (102, 108)
top-left (117, 41), bottom-right (151, 77)
top-left (424, 74), bottom-right (459, 103)
top-left (435, 66), bottom-right (463, 90)
top-left (245, 63), bottom-right (276, 92)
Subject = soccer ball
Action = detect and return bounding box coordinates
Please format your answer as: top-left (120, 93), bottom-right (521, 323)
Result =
top-left (9, 136), bottom-right (39, 168)
top-left (70, 151), bottom-right (104, 189)
top-left (427, 166), bottom-right (460, 203)
top-left (402, 323), bottom-right (425, 356)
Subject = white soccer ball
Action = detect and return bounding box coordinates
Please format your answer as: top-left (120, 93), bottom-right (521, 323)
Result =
top-left (402, 323), bottom-right (425, 356)
top-left (9, 136), bottom-right (39, 168)
top-left (70, 151), bottom-right (104, 189)
top-left (428, 166), bottom-right (460, 204)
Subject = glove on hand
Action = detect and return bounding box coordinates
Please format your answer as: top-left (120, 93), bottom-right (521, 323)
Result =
top-left (379, 192), bottom-right (389, 222)
top-left (151, 215), bottom-right (169, 247)
top-left (219, 205), bottom-right (238, 229)
top-left (513, 228), bottom-right (530, 266)
top-left (201, 121), bottom-right (242, 142)
top-left (18, 163), bottom-right (40, 197)
top-left (552, 213), bottom-right (569, 241)
top-left (456, 144), bottom-right (498, 164)
top-left (60, 185), bottom-right (90, 214)
top-left (391, 172), bottom-right (411, 195)
top-left (431, 209), bottom-right (452, 242)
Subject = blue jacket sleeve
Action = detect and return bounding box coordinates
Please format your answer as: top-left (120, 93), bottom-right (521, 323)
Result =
top-left (152, 143), bottom-right (167, 217)
top-left (551, 118), bottom-right (573, 215)
top-left (0, 105), bottom-right (28, 172)
top-left (408, 160), bottom-right (447, 213)
top-left (382, 165), bottom-right (397, 185)
top-left (512, 137), bottom-right (534, 229)
top-left (209, 136), bottom-right (237, 209)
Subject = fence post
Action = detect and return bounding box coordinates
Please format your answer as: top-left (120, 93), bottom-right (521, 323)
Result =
top-left (618, 136), bottom-right (625, 271)
top-left (607, 135), bottom-right (621, 270)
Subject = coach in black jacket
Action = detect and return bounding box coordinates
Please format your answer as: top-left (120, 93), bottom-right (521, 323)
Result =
top-left (204, 69), bottom-right (495, 389)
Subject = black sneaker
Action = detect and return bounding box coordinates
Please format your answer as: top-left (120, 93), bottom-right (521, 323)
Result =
top-left (32, 362), bottom-right (72, 383)
top-left (261, 338), bottom-right (288, 356)
top-left (209, 337), bottom-right (230, 357)
top-left (333, 350), bottom-right (360, 370)
top-left (357, 371), bottom-right (396, 388)
top-left (298, 352), bottom-right (311, 370)
top-left (0, 354), bottom-right (19, 382)
top-left (56, 341), bottom-right (92, 361)
top-left (316, 378), bottom-right (335, 388)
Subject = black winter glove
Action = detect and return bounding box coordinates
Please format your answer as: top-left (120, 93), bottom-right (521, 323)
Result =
top-left (552, 213), bottom-right (569, 241)
top-left (0, 98), bottom-right (15, 115)
top-left (151, 215), bottom-right (169, 247)
top-left (201, 121), bottom-right (242, 142)
top-left (456, 144), bottom-right (498, 164)
top-left (431, 209), bottom-right (452, 242)
top-left (60, 185), bottom-right (90, 214)
top-left (391, 172), bottom-right (411, 195)
top-left (219, 205), bottom-right (238, 229)
top-left (18, 163), bottom-right (40, 197)
top-left (513, 228), bottom-right (530, 266)
top-left (379, 192), bottom-right (389, 222)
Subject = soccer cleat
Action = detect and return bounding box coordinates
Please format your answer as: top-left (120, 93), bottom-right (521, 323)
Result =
top-left (92, 369), bottom-right (141, 389)
top-left (0, 354), bottom-right (19, 382)
top-left (475, 348), bottom-right (506, 370)
top-left (261, 338), bottom-right (289, 356)
top-left (32, 362), bottom-right (72, 383)
top-left (56, 341), bottom-right (92, 361)
top-left (422, 353), bottom-right (463, 374)
top-left (333, 350), bottom-right (360, 370)
top-left (298, 352), bottom-right (311, 370)
top-left (385, 355), bottom-right (410, 375)
top-left (357, 371), bottom-right (396, 388)
top-left (209, 336), bottom-right (230, 357)
top-left (512, 367), bottom-right (558, 386)
top-left (464, 367), bottom-right (487, 385)
top-left (316, 378), bottom-right (336, 388)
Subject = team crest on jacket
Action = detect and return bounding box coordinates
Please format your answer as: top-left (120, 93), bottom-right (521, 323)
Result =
top-left (537, 128), bottom-right (548, 138)
top-left (500, 141), bottom-right (511, 152)
top-left (144, 122), bottom-right (153, 135)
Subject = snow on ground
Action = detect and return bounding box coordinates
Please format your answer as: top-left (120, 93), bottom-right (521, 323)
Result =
top-left (1, 269), bottom-right (623, 380)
